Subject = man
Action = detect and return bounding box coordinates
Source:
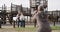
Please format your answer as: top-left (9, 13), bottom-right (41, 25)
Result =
top-left (20, 12), bottom-right (25, 27)
top-left (32, 9), bottom-right (37, 27)
top-left (32, 2), bottom-right (51, 32)
top-left (0, 18), bottom-right (2, 28)
top-left (16, 13), bottom-right (20, 27)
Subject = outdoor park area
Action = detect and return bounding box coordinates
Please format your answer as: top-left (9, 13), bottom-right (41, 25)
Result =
top-left (0, 0), bottom-right (60, 32)
top-left (0, 25), bottom-right (60, 32)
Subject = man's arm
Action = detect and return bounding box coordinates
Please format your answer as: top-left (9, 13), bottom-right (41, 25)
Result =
top-left (31, 13), bottom-right (37, 22)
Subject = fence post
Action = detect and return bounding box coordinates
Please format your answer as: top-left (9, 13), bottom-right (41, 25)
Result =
top-left (18, 21), bottom-right (19, 28)
top-left (0, 19), bottom-right (2, 28)
top-left (13, 21), bottom-right (15, 28)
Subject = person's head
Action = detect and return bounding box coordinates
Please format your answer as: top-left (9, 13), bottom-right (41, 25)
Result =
top-left (43, 2), bottom-right (47, 9)
top-left (34, 8), bottom-right (38, 12)
top-left (38, 0), bottom-right (47, 11)
top-left (18, 11), bottom-right (20, 15)
top-left (38, 5), bottom-right (44, 11)
top-left (17, 11), bottom-right (23, 16)
top-left (20, 11), bottom-right (23, 15)
top-left (38, 4), bottom-right (47, 11)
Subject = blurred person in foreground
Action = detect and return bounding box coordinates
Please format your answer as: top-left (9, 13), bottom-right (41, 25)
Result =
top-left (32, 2), bottom-right (51, 32)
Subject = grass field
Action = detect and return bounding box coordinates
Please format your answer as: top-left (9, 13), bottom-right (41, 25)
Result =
top-left (0, 26), bottom-right (60, 32)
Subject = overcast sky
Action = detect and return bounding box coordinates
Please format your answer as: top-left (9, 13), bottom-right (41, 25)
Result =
top-left (48, 0), bottom-right (60, 11)
top-left (0, 0), bottom-right (60, 11)
top-left (0, 0), bottom-right (30, 7)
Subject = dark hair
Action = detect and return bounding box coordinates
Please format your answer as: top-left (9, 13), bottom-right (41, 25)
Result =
top-left (38, 6), bottom-right (44, 11)
top-left (43, 4), bottom-right (47, 9)
top-left (40, 6), bottom-right (44, 11)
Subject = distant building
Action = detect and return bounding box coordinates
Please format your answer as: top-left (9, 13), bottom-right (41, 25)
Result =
top-left (48, 10), bottom-right (60, 17)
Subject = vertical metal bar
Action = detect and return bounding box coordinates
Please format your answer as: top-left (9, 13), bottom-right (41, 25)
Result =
top-left (30, 0), bottom-right (31, 25)
top-left (30, 8), bottom-right (31, 25)
top-left (11, 3), bottom-right (15, 28)
top-left (27, 8), bottom-right (28, 24)
top-left (4, 4), bottom-right (6, 24)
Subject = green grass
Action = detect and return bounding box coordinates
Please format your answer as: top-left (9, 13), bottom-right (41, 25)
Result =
top-left (14, 26), bottom-right (60, 32)
top-left (15, 27), bottom-right (36, 32)
top-left (0, 26), bottom-right (60, 32)
top-left (15, 26), bottom-right (60, 30)
top-left (51, 26), bottom-right (60, 30)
